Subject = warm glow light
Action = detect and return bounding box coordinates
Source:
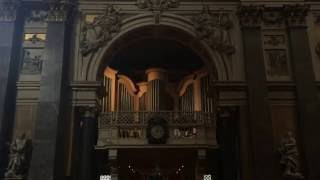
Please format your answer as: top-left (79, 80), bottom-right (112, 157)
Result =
top-left (203, 174), bottom-right (212, 180)
top-left (100, 175), bottom-right (111, 180)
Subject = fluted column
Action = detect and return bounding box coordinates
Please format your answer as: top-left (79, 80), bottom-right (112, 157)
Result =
top-left (28, 2), bottom-right (71, 180)
top-left (238, 5), bottom-right (276, 180)
top-left (79, 107), bottom-right (97, 180)
top-left (285, 5), bottom-right (320, 180)
top-left (0, 0), bottom-right (23, 176)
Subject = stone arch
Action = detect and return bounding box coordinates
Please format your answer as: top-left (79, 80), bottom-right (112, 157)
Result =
top-left (85, 13), bottom-right (231, 81)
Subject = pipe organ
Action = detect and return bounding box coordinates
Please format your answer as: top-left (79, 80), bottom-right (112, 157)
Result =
top-left (102, 67), bottom-right (215, 112)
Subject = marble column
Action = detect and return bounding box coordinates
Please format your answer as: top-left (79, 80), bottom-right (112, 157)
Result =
top-left (285, 5), bottom-right (320, 180)
top-left (79, 107), bottom-right (97, 180)
top-left (28, 3), bottom-right (71, 180)
top-left (0, 1), bottom-right (23, 177)
top-left (238, 6), bottom-right (276, 180)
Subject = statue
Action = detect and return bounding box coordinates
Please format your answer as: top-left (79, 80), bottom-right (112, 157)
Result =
top-left (4, 134), bottom-right (28, 178)
top-left (278, 132), bottom-right (304, 180)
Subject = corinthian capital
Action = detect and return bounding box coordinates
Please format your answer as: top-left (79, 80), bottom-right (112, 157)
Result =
top-left (237, 5), bottom-right (264, 28)
top-left (0, 0), bottom-right (20, 22)
top-left (284, 4), bottom-right (309, 28)
top-left (46, 1), bottom-right (71, 22)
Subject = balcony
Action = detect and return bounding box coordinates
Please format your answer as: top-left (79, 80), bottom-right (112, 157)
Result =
top-left (96, 111), bottom-right (217, 149)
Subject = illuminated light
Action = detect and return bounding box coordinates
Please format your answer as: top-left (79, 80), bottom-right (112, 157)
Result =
top-left (100, 175), bottom-right (111, 180)
top-left (203, 174), bottom-right (212, 180)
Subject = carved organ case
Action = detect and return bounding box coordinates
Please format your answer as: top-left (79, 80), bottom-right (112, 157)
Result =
top-left (102, 67), bottom-right (215, 113)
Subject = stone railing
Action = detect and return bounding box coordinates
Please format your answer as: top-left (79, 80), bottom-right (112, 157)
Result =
top-left (96, 111), bottom-right (217, 148)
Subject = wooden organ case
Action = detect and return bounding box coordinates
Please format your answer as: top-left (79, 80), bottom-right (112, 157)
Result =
top-left (97, 67), bottom-right (217, 147)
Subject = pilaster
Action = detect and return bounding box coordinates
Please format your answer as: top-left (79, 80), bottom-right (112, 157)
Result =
top-left (0, 0), bottom-right (23, 177)
top-left (27, 1), bottom-right (72, 179)
top-left (237, 5), bottom-right (276, 180)
top-left (285, 4), bottom-right (320, 180)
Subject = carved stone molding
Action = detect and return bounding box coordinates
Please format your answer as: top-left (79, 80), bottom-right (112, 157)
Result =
top-left (283, 4), bottom-right (309, 28)
top-left (27, 10), bottom-right (48, 23)
top-left (237, 5), bottom-right (264, 28)
top-left (46, 1), bottom-right (71, 22)
top-left (136, 0), bottom-right (179, 12)
top-left (80, 5), bottom-right (122, 57)
top-left (193, 6), bottom-right (235, 55)
top-left (0, 1), bottom-right (19, 22)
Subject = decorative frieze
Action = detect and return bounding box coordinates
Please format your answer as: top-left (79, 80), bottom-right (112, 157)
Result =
top-left (237, 5), bottom-right (264, 28)
top-left (136, 0), bottom-right (179, 12)
top-left (192, 6), bottom-right (235, 55)
top-left (283, 4), bottom-right (309, 28)
top-left (80, 5), bottom-right (122, 57)
top-left (0, 1), bottom-right (19, 22)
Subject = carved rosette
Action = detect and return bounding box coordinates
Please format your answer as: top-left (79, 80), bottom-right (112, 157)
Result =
top-left (283, 5), bottom-right (309, 28)
top-left (237, 5), bottom-right (263, 28)
top-left (136, 0), bottom-right (179, 12)
top-left (0, 1), bottom-right (19, 22)
top-left (46, 2), bottom-right (71, 22)
top-left (192, 6), bottom-right (235, 55)
top-left (80, 5), bottom-right (122, 57)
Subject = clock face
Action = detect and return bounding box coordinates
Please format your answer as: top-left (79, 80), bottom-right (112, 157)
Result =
top-left (150, 125), bottom-right (165, 139)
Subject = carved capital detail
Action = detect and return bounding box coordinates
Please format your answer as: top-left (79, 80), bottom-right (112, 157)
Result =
top-left (80, 5), bottom-right (122, 57)
top-left (0, 1), bottom-right (19, 22)
top-left (237, 5), bottom-right (264, 28)
top-left (136, 0), bottom-right (179, 12)
top-left (193, 6), bottom-right (235, 55)
top-left (283, 4), bottom-right (309, 28)
top-left (262, 8), bottom-right (285, 27)
top-left (46, 1), bottom-right (71, 22)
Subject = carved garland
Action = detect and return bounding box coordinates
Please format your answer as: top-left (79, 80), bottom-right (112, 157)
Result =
top-left (192, 6), bottom-right (235, 55)
top-left (80, 5), bottom-right (122, 57)
top-left (136, 0), bottom-right (179, 12)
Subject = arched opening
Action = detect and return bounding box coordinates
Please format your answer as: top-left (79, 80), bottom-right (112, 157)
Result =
top-left (89, 24), bottom-right (227, 81)
top-left (94, 25), bottom-right (233, 180)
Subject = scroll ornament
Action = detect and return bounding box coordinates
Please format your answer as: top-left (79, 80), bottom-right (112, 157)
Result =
top-left (192, 6), bottom-right (235, 56)
top-left (80, 5), bottom-right (121, 57)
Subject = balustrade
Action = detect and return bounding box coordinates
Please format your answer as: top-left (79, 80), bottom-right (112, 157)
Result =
top-left (96, 111), bottom-right (217, 148)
